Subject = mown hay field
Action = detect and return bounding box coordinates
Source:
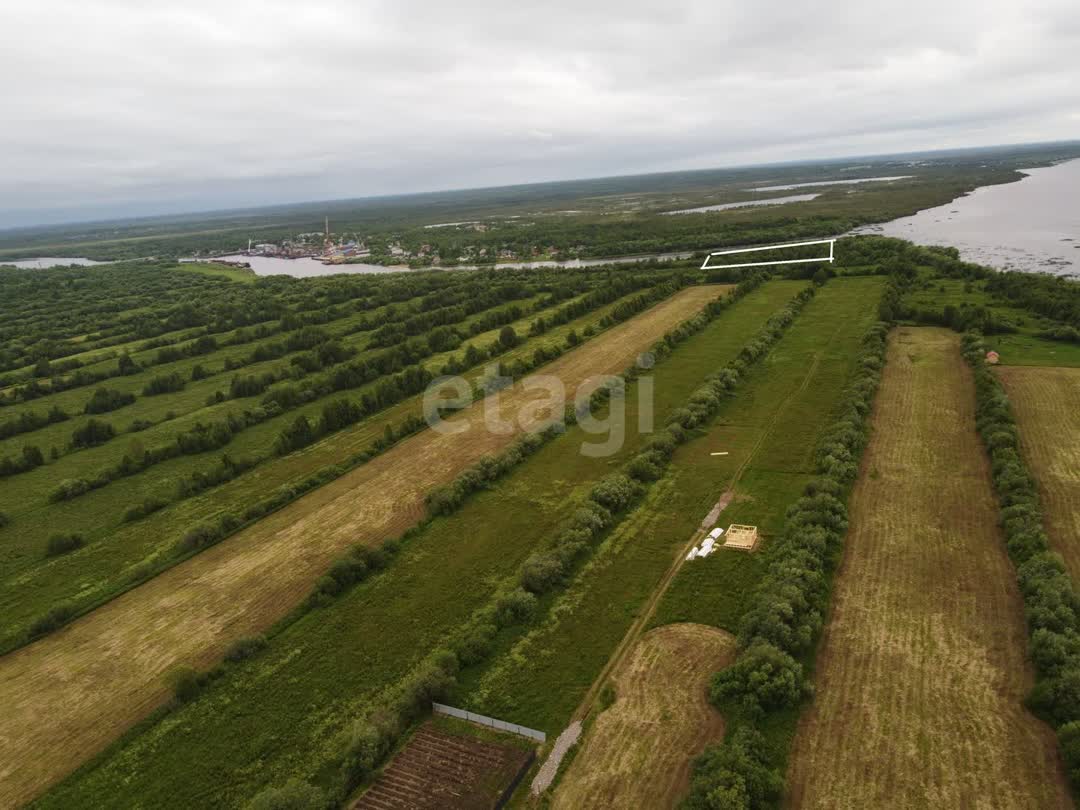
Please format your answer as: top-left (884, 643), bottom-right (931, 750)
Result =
top-left (786, 328), bottom-right (1069, 809)
top-left (997, 366), bottom-right (1080, 580)
top-left (4, 284), bottom-right (724, 809)
top-left (551, 624), bottom-right (736, 810)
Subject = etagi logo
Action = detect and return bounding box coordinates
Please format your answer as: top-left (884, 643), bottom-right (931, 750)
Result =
top-left (422, 353), bottom-right (656, 457)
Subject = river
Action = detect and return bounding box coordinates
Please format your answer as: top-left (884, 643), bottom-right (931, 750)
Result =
top-left (7, 160), bottom-right (1078, 277)
top-left (854, 158), bottom-right (1080, 276)
top-left (1, 257), bottom-right (110, 269)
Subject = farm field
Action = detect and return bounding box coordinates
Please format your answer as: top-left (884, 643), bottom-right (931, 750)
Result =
top-left (353, 721), bottom-right (533, 810)
top-left (453, 277), bottom-right (882, 800)
top-left (997, 366), bottom-right (1080, 580)
top-left (550, 623), bottom-right (735, 809)
top-left (0, 282), bottom-right (645, 650)
top-left (28, 280), bottom-right (806, 809)
top-left (786, 328), bottom-right (1069, 808)
top-left (7, 282), bottom-right (743, 808)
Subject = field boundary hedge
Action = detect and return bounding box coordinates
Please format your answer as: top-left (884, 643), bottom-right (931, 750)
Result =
top-left (960, 332), bottom-right (1080, 792)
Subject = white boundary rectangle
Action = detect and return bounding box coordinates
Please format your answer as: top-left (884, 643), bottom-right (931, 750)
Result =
top-left (701, 238), bottom-right (835, 270)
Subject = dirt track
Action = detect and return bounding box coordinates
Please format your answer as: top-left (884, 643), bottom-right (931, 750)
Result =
top-left (551, 623), bottom-right (735, 809)
top-left (997, 366), bottom-right (1080, 580)
top-left (786, 328), bottom-right (1069, 809)
top-left (0, 285), bottom-right (724, 808)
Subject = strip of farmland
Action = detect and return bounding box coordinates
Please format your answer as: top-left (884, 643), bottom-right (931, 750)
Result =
top-left (997, 366), bottom-right (1080, 580)
top-left (458, 277), bottom-right (884, 747)
top-left (1, 283), bottom-right (726, 808)
top-left (786, 328), bottom-right (1069, 808)
top-left (30, 282), bottom-right (805, 809)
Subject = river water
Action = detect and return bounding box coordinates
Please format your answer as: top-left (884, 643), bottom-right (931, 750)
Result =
top-left (662, 193), bottom-right (820, 215)
top-left (2, 257), bottom-right (110, 269)
top-left (209, 254), bottom-right (399, 277)
top-left (7, 160), bottom-right (1078, 277)
top-left (854, 159), bottom-right (1080, 276)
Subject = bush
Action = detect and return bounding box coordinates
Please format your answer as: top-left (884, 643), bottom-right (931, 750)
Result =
top-left (84, 387), bottom-right (136, 414)
top-left (123, 497), bottom-right (168, 522)
top-left (709, 641), bottom-right (807, 714)
top-left (70, 418), bottom-right (115, 448)
top-left (0, 511), bottom-right (8, 528)
top-left (175, 522), bottom-right (224, 554)
top-left (246, 780), bottom-right (327, 810)
top-left (169, 667), bottom-right (203, 703)
top-left (683, 727), bottom-right (783, 810)
top-left (589, 473), bottom-right (640, 512)
top-left (49, 478), bottom-right (92, 502)
top-left (224, 635), bottom-right (268, 664)
top-left (27, 602), bottom-right (78, 639)
top-left (1059, 722), bottom-right (1080, 787)
top-left (143, 372), bottom-right (186, 396)
top-left (45, 532), bottom-right (85, 557)
top-left (495, 588), bottom-right (537, 626)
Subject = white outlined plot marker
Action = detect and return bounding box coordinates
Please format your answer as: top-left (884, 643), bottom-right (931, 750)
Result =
top-left (701, 238), bottom-right (835, 271)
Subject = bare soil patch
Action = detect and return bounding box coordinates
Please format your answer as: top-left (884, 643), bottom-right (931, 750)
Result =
top-left (0, 285), bottom-right (724, 808)
top-left (551, 623), bottom-right (736, 810)
top-left (997, 366), bottom-right (1080, 580)
top-left (786, 328), bottom-right (1069, 809)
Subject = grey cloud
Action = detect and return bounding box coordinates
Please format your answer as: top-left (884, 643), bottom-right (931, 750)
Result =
top-left (1, 0), bottom-right (1078, 226)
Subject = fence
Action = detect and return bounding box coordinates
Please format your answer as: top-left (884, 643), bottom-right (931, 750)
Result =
top-left (432, 702), bottom-right (547, 742)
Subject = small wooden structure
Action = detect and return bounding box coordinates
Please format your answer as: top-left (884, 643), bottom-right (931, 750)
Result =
top-left (723, 524), bottom-right (759, 551)
top-left (986, 350), bottom-right (1000, 365)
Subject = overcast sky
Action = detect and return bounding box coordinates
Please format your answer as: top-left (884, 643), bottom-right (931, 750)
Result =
top-left (1, 0), bottom-right (1078, 227)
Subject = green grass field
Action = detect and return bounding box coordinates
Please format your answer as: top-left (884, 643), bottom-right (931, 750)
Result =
top-left (33, 280), bottom-right (806, 809)
top-left (452, 278), bottom-right (884, 739)
top-left (0, 286), bottom-right (659, 652)
top-left (905, 276), bottom-right (1080, 366)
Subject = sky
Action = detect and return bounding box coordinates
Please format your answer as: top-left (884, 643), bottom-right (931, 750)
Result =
top-left (1, 0), bottom-right (1078, 228)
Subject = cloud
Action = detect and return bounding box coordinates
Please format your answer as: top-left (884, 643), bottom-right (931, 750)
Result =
top-left (1, 0), bottom-right (1078, 225)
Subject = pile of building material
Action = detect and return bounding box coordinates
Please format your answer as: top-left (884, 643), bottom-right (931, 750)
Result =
top-left (722, 524), bottom-right (759, 551)
top-left (686, 527), bottom-right (725, 561)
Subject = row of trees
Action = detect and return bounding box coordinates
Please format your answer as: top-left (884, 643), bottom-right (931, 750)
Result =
top-left (961, 333), bottom-right (1080, 789)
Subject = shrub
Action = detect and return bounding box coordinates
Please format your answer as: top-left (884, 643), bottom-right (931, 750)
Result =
top-left (70, 418), bottom-right (115, 448)
top-left (589, 473), bottom-right (639, 512)
top-left (709, 641), bottom-right (807, 714)
top-left (521, 551), bottom-right (566, 593)
top-left (495, 588), bottom-right (537, 626)
top-left (175, 523), bottom-right (224, 554)
top-left (1059, 722), bottom-right (1080, 787)
top-left (84, 387), bottom-right (136, 414)
top-left (245, 780), bottom-right (327, 810)
top-left (0, 511), bottom-right (8, 528)
top-left (123, 497), bottom-right (168, 522)
top-left (50, 478), bottom-right (92, 502)
top-left (27, 602), bottom-right (77, 639)
top-left (143, 372), bottom-right (186, 396)
top-left (224, 635), bottom-right (268, 664)
top-left (169, 667), bottom-right (203, 703)
top-left (45, 532), bottom-right (86, 557)
top-left (683, 727), bottom-right (783, 810)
